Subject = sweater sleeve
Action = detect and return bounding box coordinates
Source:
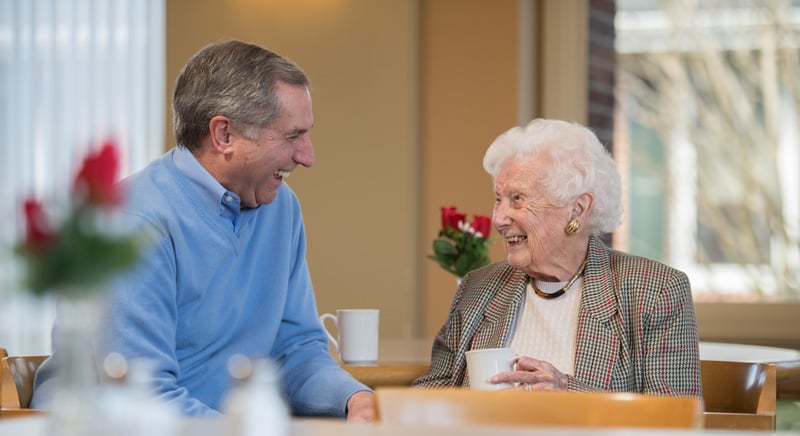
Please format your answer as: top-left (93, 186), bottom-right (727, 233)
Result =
top-left (270, 214), bottom-right (370, 417)
top-left (103, 225), bottom-right (220, 417)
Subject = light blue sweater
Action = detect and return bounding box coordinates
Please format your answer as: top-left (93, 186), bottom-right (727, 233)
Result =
top-left (33, 147), bottom-right (368, 417)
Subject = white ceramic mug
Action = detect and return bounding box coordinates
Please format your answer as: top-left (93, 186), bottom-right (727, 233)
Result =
top-left (319, 309), bottom-right (379, 365)
top-left (465, 347), bottom-right (515, 390)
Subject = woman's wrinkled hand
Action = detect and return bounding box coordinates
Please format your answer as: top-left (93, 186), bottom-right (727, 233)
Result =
top-left (489, 356), bottom-right (568, 391)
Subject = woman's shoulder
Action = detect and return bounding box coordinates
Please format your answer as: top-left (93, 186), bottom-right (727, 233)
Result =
top-left (457, 261), bottom-right (526, 297)
top-left (589, 235), bottom-right (686, 279)
top-left (598, 244), bottom-right (692, 305)
top-left (607, 248), bottom-right (687, 280)
top-left (462, 260), bottom-right (521, 284)
top-left (448, 261), bottom-right (527, 317)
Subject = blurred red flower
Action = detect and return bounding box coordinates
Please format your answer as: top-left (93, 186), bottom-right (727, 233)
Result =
top-left (72, 140), bottom-right (122, 207)
top-left (22, 199), bottom-right (57, 254)
top-left (15, 139), bottom-right (142, 296)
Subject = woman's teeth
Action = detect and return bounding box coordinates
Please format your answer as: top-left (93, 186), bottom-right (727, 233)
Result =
top-left (506, 235), bottom-right (527, 243)
top-left (275, 170), bottom-right (290, 179)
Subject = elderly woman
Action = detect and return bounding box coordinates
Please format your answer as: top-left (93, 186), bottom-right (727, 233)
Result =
top-left (413, 118), bottom-right (701, 396)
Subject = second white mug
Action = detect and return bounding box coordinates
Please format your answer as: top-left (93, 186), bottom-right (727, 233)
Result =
top-left (319, 309), bottom-right (379, 365)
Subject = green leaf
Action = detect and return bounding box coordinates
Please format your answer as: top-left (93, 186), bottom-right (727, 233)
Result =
top-left (432, 239), bottom-right (458, 257)
top-left (428, 217), bottom-right (495, 278)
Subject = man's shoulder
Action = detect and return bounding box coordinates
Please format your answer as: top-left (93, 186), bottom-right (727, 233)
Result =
top-left (122, 150), bottom-right (174, 190)
top-left (119, 151), bottom-right (184, 220)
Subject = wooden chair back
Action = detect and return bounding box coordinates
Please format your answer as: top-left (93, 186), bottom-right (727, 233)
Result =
top-left (375, 387), bottom-right (703, 429)
top-left (700, 359), bottom-right (776, 430)
top-left (0, 354), bottom-right (48, 409)
top-left (776, 359), bottom-right (800, 400)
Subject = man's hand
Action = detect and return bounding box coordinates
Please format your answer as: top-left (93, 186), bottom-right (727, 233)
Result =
top-left (346, 390), bottom-right (376, 422)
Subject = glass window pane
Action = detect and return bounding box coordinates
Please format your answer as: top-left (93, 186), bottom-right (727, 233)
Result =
top-left (0, 0), bottom-right (165, 354)
top-left (615, 0), bottom-right (800, 302)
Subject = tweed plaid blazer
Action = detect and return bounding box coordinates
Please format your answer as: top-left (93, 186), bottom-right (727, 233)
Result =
top-left (414, 235), bottom-right (702, 396)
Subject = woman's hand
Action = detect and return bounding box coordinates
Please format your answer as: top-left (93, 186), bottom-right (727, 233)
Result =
top-left (489, 356), bottom-right (568, 391)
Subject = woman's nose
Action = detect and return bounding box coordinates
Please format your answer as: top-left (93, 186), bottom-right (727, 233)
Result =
top-left (493, 203), bottom-right (510, 228)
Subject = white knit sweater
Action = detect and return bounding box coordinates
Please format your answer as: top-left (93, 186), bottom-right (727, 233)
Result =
top-left (509, 277), bottom-right (584, 375)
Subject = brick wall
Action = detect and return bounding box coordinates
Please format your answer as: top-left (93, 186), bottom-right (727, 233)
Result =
top-left (587, 0), bottom-right (616, 152)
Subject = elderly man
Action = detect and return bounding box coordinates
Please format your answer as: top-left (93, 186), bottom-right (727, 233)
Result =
top-left (33, 40), bottom-right (374, 420)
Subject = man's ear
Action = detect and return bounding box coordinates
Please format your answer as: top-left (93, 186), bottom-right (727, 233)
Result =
top-left (209, 116), bottom-right (234, 156)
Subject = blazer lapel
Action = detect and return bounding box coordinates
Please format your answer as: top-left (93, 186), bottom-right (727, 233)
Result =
top-left (573, 236), bottom-right (628, 390)
top-left (471, 269), bottom-right (527, 349)
top-left (449, 264), bottom-right (526, 387)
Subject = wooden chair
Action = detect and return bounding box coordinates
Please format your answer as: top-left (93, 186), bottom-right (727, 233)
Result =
top-left (700, 359), bottom-right (777, 431)
top-left (776, 359), bottom-right (800, 400)
top-left (0, 354), bottom-right (48, 418)
top-left (375, 387), bottom-right (703, 429)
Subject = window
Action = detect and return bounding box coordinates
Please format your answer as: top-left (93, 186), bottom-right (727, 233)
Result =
top-left (0, 0), bottom-right (165, 354)
top-left (615, 0), bottom-right (800, 302)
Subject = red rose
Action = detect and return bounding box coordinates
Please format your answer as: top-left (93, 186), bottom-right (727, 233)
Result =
top-left (471, 215), bottom-right (492, 238)
top-left (441, 206), bottom-right (456, 229)
top-left (72, 140), bottom-right (122, 207)
top-left (441, 206), bottom-right (466, 230)
top-left (22, 199), bottom-right (57, 253)
top-left (430, 206), bottom-right (495, 278)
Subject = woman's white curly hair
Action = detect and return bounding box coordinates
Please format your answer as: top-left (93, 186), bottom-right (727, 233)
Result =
top-left (483, 118), bottom-right (623, 234)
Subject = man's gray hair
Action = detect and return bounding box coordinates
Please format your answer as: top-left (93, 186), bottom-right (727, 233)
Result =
top-left (172, 40), bottom-right (310, 150)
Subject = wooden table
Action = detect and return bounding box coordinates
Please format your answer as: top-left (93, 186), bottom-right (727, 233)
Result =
top-left (341, 364), bottom-right (429, 389)
top-left (329, 338), bottom-right (431, 389)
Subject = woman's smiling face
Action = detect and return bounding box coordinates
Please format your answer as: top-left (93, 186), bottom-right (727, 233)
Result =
top-left (492, 158), bottom-right (572, 278)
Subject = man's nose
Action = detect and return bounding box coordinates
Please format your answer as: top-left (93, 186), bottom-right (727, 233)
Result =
top-left (295, 136), bottom-right (314, 168)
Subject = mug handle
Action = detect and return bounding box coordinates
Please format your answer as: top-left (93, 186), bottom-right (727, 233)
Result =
top-left (511, 354), bottom-right (521, 370)
top-left (319, 313), bottom-right (339, 352)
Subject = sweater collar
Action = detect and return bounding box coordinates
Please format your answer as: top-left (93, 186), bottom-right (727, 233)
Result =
top-left (172, 146), bottom-right (242, 224)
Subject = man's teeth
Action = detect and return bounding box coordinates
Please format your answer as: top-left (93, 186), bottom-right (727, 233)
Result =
top-left (276, 170), bottom-right (290, 179)
top-left (506, 235), bottom-right (527, 243)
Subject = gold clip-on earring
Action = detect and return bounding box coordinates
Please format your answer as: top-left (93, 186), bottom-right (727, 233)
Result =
top-left (564, 219), bottom-right (580, 236)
